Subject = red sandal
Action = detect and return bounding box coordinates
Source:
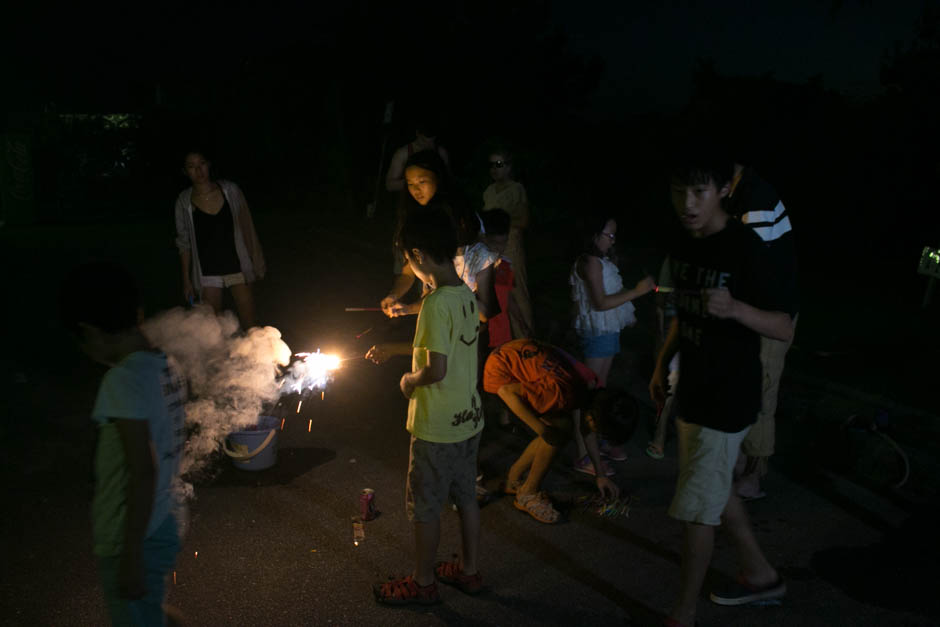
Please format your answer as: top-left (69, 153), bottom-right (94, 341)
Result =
top-left (372, 575), bottom-right (441, 606)
top-left (435, 560), bottom-right (483, 594)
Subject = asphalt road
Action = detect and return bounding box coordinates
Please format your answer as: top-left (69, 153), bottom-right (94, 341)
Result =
top-left (2, 210), bottom-right (937, 626)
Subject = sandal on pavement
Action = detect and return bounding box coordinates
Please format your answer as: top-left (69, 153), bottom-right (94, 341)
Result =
top-left (645, 443), bottom-right (665, 460)
top-left (514, 491), bottom-right (560, 524)
top-left (710, 574), bottom-right (786, 606)
top-left (435, 560), bottom-right (483, 594)
top-left (372, 575), bottom-right (441, 606)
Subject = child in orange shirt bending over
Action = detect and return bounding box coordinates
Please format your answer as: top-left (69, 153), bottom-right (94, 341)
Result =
top-left (483, 339), bottom-right (624, 523)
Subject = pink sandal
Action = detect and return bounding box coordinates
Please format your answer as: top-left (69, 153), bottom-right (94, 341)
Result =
top-left (514, 491), bottom-right (560, 523)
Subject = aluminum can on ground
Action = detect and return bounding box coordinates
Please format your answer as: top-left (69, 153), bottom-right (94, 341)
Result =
top-left (360, 488), bottom-right (377, 521)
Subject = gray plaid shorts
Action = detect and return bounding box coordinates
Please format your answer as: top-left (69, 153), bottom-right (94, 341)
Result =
top-left (406, 433), bottom-right (481, 522)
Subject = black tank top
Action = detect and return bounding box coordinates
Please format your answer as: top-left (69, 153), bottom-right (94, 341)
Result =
top-left (192, 196), bottom-right (241, 275)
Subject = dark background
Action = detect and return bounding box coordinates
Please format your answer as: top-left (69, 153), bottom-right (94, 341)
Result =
top-left (3, 0), bottom-right (939, 410)
top-left (2, 3), bottom-right (940, 624)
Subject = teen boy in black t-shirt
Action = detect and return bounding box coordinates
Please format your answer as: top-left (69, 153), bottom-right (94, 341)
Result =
top-left (650, 151), bottom-right (797, 627)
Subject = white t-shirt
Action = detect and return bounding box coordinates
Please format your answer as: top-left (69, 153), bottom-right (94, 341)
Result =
top-left (454, 242), bottom-right (499, 292)
top-left (91, 351), bottom-right (186, 555)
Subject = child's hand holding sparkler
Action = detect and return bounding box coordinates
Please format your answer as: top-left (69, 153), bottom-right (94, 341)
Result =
top-left (634, 275), bottom-right (657, 296)
top-left (365, 343), bottom-right (412, 364)
top-left (380, 296), bottom-right (407, 317)
top-left (365, 344), bottom-right (392, 364)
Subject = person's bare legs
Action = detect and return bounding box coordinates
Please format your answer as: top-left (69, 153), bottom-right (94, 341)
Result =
top-left (721, 492), bottom-right (778, 586)
top-left (498, 407), bottom-right (512, 427)
top-left (414, 518), bottom-right (440, 587)
top-left (650, 391), bottom-right (675, 453)
top-left (738, 320), bottom-right (795, 497)
top-left (578, 356), bottom-right (613, 458)
top-left (229, 282), bottom-right (256, 330)
top-left (734, 453), bottom-right (764, 498)
top-left (507, 438), bottom-right (540, 485)
top-left (518, 439), bottom-right (560, 496)
top-left (201, 286), bottom-right (223, 314)
top-left (573, 407), bottom-right (589, 457)
top-left (584, 356), bottom-right (612, 389)
top-left (456, 499), bottom-right (480, 575)
top-left (669, 521), bottom-right (715, 626)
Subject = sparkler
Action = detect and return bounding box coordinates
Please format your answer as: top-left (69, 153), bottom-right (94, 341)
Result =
top-left (272, 350), bottom-right (341, 434)
top-left (576, 494), bottom-right (633, 518)
top-left (279, 350), bottom-right (342, 396)
top-left (654, 285), bottom-right (673, 293)
top-left (345, 307), bottom-right (382, 312)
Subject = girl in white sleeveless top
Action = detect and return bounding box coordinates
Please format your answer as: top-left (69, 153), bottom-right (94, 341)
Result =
top-left (569, 215), bottom-right (655, 473)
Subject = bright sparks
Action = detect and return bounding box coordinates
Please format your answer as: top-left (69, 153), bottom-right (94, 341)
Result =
top-left (280, 350), bottom-right (341, 396)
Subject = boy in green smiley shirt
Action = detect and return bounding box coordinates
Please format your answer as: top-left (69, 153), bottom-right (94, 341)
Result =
top-left (366, 207), bottom-right (484, 605)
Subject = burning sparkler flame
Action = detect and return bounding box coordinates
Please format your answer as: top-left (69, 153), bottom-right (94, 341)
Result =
top-left (279, 349), bottom-right (342, 396)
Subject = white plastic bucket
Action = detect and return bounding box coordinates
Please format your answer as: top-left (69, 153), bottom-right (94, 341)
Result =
top-left (223, 415), bottom-right (279, 471)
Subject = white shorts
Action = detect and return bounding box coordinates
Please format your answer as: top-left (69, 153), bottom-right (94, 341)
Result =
top-left (201, 272), bottom-right (246, 288)
top-left (668, 419), bottom-right (750, 526)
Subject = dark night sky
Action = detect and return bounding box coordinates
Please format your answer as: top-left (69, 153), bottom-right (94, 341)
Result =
top-left (555, 0), bottom-right (923, 117)
top-left (2, 1), bottom-right (926, 116)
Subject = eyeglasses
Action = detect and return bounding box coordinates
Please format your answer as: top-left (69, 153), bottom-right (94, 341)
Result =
top-left (600, 232), bottom-right (615, 242)
top-left (489, 161), bottom-right (506, 169)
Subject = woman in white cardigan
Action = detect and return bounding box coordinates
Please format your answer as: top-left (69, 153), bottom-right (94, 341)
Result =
top-left (174, 151), bottom-right (265, 329)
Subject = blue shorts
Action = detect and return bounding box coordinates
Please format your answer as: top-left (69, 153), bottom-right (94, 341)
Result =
top-left (97, 513), bottom-right (180, 625)
top-left (578, 332), bottom-right (620, 359)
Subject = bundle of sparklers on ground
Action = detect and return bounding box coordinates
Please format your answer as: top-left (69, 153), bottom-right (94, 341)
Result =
top-left (574, 494), bottom-right (634, 518)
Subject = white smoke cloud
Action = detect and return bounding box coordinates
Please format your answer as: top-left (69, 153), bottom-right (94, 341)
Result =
top-left (142, 306), bottom-right (293, 487)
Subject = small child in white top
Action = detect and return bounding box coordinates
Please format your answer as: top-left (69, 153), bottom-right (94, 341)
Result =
top-left (569, 214), bottom-right (655, 473)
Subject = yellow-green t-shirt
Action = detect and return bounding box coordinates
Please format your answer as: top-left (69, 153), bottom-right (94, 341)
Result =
top-left (407, 284), bottom-right (484, 442)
